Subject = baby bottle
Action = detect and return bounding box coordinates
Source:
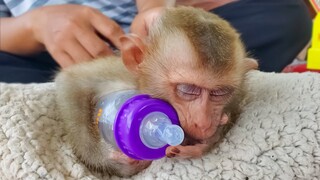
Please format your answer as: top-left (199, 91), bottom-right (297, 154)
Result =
top-left (95, 90), bottom-right (184, 160)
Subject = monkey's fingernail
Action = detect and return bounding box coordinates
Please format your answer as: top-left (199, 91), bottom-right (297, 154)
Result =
top-left (167, 153), bottom-right (176, 158)
top-left (172, 148), bottom-right (180, 154)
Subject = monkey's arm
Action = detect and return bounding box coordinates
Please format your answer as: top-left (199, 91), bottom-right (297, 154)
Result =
top-left (55, 59), bottom-right (117, 165)
top-left (55, 58), bottom-right (151, 177)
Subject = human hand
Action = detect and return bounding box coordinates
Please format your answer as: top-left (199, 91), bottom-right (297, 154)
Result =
top-left (24, 4), bottom-right (124, 68)
top-left (130, 7), bottom-right (165, 37)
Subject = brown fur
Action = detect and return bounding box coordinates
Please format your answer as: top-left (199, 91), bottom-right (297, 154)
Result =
top-left (55, 6), bottom-right (257, 177)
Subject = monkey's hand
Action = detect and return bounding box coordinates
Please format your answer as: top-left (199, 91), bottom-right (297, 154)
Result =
top-left (165, 130), bottom-right (222, 159)
top-left (165, 143), bottom-right (210, 159)
top-left (109, 150), bottom-right (152, 176)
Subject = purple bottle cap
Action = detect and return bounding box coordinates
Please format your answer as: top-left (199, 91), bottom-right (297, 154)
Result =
top-left (113, 94), bottom-right (179, 160)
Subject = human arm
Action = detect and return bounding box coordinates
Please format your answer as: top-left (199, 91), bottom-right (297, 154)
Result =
top-left (176, 0), bottom-right (237, 11)
top-left (0, 17), bottom-right (45, 55)
top-left (136, 0), bottom-right (175, 12)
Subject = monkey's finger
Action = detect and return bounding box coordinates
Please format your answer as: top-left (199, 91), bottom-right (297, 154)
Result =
top-left (166, 144), bottom-right (209, 159)
top-left (166, 153), bottom-right (176, 158)
top-left (165, 146), bottom-right (181, 158)
top-left (90, 11), bottom-right (125, 49)
top-left (75, 27), bottom-right (114, 58)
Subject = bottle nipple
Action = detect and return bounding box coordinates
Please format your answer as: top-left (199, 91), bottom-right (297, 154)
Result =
top-left (157, 123), bottom-right (184, 146)
top-left (140, 112), bottom-right (184, 149)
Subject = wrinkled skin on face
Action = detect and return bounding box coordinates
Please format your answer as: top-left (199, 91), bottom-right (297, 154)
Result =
top-left (138, 48), bottom-right (248, 158)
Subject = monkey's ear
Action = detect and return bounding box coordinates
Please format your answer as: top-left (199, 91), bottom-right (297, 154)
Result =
top-left (244, 58), bottom-right (259, 72)
top-left (120, 34), bottom-right (146, 73)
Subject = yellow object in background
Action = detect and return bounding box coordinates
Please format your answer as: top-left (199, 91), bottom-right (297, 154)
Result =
top-left (307, 13), bottom-right (320, 70)
top-left (307, 0), bottom-right (320, 70)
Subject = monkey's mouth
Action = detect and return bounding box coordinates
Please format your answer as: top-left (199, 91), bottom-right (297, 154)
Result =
top-left (183, 125), bottom-right (217, 141)
top-left (181, 135), bottom-right (206, 146)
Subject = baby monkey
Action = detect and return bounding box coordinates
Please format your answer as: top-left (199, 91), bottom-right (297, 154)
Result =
top-left (55, 6), bottom-right (258, 177)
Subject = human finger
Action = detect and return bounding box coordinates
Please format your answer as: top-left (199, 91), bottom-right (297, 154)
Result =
top-left (89, 10), bottom-right (125, 49)
top-left (64, 37), bottom-right (95, 63)
top-left (130, 7), bottom-right (164, 37)
top-left (74, 27), bottom-right (114, 58)
top-left (51, 51), bottom-right (75, 68)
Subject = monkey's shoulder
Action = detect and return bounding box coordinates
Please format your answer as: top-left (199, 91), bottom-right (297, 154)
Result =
top-left (55, 56), bottom-right (135, 83)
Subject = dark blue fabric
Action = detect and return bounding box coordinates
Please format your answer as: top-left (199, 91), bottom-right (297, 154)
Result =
top-left (0, 51), bottom-right (59, 83)
top-left (211, 0), bottom-right (312, 72)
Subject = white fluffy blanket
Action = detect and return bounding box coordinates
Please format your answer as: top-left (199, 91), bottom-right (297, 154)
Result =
top-left (0, 71), bottom-right (320, 180)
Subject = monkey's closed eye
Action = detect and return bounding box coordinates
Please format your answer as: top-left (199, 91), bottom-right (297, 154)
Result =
top-left (209, 88), bottom-right (233, 101)
top-left (176, 84), bottom-right (201, 100)
top-left (210, 89), bottom-right (230, 96)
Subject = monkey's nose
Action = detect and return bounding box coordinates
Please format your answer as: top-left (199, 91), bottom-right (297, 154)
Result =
top-left (194, 120), bottom-right (212, 131)
top-left (193, 122), bottom-right (215, 139)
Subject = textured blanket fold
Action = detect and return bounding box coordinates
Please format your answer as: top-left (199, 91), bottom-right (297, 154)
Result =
top-left (0, 71), bottom-right (319, 179)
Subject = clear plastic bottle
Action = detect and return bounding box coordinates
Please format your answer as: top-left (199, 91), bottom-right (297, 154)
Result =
top-left (95, 90), bottom-right (184, 160)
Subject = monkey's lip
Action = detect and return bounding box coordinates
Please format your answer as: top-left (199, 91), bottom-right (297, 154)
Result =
top-left (182, 135), bottom-right (210, 146)
top-left (184, 127), bottom-right (216, 141)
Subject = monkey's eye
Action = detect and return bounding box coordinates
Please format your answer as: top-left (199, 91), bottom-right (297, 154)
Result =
top-left (209, 88), bottom-right (233, 101)
top-left (176, 84), bottom-right (201, 100)
top-left (210, 89), bottom-right (230, 96)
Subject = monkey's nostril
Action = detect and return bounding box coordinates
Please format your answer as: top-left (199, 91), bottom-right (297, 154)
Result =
top-left (192, 122), bottom-right (216, 139)
top-left (194, 122), bottom-right (212, 130)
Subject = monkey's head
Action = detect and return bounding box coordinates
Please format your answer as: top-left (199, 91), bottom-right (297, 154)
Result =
top-left (121, 7), bottom-right (257, 142)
